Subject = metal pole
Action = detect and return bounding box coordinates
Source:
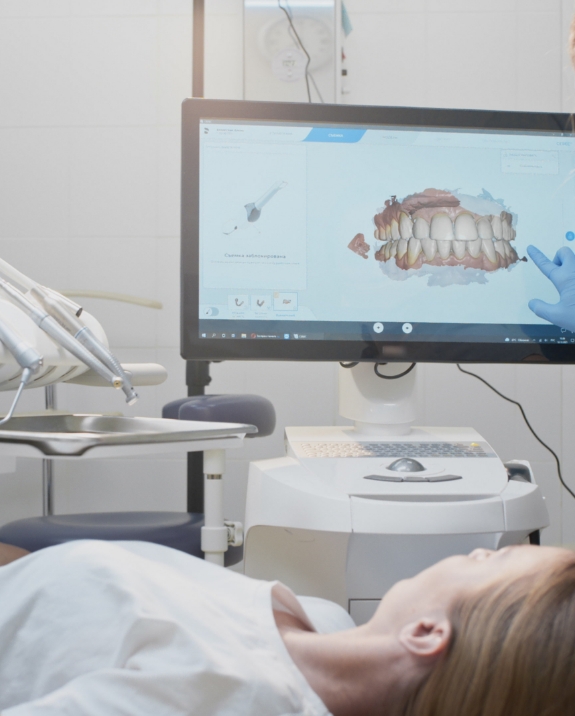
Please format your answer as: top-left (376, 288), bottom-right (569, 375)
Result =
top-left (42, 385), bottom-right (56, 516)
top-left (186, 360), bottom-right (211, 513)
top-left (192, 0), bottom-right (205, 98)
top-left (187, 1), bottom-right (211, 515)
top-left (201, 449), bottom-right (227, 566)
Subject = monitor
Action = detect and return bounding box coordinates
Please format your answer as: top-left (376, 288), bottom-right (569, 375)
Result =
top-left (181, 98), bottom-right (575, 364)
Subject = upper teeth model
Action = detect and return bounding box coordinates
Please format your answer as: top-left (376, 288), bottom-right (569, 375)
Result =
top-left (348, 188), bottom-right (520, 272)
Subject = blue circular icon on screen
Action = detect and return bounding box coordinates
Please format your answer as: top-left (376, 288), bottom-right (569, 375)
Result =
top-left (567, 232), bottom-right (575, 241)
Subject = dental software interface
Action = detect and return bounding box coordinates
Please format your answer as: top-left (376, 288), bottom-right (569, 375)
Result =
top-left (198, 119), bottom-right (575, 344)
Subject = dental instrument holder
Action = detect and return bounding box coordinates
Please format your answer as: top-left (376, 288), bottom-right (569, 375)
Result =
top-left (339, 362), bottom-right (417, 436)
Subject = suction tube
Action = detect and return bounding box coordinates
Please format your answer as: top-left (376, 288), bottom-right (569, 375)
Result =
top-left (0, 279), bottom-right (122, 389)
top-left (30, 286), bottom-right (138, 404)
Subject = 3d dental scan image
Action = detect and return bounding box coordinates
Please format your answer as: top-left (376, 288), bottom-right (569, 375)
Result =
top-left (349, 188), bottom-right (523, 286)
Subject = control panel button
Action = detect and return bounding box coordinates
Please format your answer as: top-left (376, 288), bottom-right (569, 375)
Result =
top-left (363, 474), bottom-right (403, 483)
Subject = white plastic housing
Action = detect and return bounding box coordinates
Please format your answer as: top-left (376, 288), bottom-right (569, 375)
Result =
top-left (0, 297), bottom-right (108, 391)
top-left (338, 363), bottom-right (416, 435)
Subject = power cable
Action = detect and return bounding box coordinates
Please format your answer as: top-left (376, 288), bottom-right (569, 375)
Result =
top-left (374, 362), bottom-right (416, 380)
top-left (456, 363), bottom-right (575, 502)
top-left (278, 0), bottom-right (313, 103)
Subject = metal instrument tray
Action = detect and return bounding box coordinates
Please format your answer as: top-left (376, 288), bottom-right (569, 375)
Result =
top-left (0, 414), bottom-right (257, 457)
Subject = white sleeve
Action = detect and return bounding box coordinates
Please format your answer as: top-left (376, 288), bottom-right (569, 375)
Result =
top-left (3, 667), bottom-right (234, 716)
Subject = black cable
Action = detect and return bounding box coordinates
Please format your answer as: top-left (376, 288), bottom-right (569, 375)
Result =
top-left (456, 364), bottom-right (575, 502)
top-left (339, 361), bottom-right (359, 369)
top-left (285, 22), bottom-right (325, 103)
top-left (307, 64), bottom-right (325, 104)
top-left (374, 362), bottom-right (416, 380)
top-left (278, 0), bottom-right (311, 103)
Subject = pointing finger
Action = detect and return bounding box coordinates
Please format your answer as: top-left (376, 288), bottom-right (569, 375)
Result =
top-left (527, 245), bottom-right (556, 278)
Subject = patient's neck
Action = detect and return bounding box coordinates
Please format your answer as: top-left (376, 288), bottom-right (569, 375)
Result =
top-left (277, 619), bottom-right (412, 716)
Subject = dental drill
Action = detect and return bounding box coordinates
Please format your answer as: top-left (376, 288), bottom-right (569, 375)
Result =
top-left (0, 257), bottom-right (83, 317)
top-left (0, 319), bottom-right (43, 425)
top-left (0, 279), bottom-right (123, 390)
top-left (222, 180), bottom-right (287, 235)
top-left (30, 286), bottom-right (138, 405)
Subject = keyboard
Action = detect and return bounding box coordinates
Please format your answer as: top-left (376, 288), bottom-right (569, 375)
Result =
top-left (298, 442), bottom-right (489, 459)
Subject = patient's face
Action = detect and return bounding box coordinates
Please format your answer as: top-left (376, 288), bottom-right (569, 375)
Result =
top-left (376, 544), bottom-right (571, 632)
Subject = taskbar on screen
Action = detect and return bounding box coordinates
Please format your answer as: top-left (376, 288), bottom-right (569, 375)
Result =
top-left (198, 320), bottom-right (574, 345)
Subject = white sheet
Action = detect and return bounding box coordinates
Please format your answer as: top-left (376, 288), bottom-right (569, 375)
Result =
top-left (0, 540), bottom-right (344, 716)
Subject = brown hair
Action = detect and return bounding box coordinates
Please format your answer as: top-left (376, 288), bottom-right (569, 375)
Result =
top-left (403, 556), bottom-right (575, 716)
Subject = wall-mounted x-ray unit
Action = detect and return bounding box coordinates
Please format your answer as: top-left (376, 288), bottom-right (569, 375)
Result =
top-left (244, 1), bottom-right (341, 103)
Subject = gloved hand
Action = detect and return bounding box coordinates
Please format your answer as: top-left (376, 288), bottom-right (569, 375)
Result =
top-left (528, 244), bottom-right (575, 332)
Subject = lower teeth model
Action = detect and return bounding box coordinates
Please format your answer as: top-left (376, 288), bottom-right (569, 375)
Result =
top-left (348, 188), bottom-right (522, 276)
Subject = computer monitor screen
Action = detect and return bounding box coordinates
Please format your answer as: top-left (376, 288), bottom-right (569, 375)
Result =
top-left (181, 99), bottom-right (575, 363)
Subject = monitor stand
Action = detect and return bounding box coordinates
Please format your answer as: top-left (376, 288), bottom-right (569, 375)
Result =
top-left (339, 362), bottom-right (416, 436)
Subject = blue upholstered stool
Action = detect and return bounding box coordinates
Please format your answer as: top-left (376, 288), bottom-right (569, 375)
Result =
top-left (0, 512), bottom-right (243, 566)
top-left (162, 394), bottom-right (276, 437)
top-left (0, 394), bottom-right (276, 564)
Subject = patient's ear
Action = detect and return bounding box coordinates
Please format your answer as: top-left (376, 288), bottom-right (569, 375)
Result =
top-left (398, 618), bottom-right (451, 660)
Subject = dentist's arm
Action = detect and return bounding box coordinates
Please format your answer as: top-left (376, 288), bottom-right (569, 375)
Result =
top-left (527, 245), bottom-right (575, 332)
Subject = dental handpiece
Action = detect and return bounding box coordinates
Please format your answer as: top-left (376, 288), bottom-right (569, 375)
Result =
top-left (0, 257), bottom-right (83, 316)
top-left (41, 286), bottom-right (83, 317)
top-left (30, 286), bottom-right (138, 405)
top-left (0, 318), bottom-right (43, 425)
top-left (0, 279), bottom-right (122, 389)
top-left (0, 318), bottom-right (43, 374)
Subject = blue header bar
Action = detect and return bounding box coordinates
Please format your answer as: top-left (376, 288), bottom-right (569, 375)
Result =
top-left (304, 127), bottom-right (366, 143)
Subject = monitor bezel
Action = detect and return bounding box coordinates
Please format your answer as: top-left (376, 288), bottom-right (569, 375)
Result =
top-left (181, 97), bottom-right (575, 364)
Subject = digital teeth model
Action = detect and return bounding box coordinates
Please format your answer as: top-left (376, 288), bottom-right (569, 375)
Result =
top-left (348, 188), bottom-right (523, 285)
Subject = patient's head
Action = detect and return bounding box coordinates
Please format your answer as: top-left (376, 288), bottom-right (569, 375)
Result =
top-left (374, 545), bottom-right (575, 716)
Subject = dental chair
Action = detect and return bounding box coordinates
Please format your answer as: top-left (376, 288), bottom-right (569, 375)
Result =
top-left (0, 393), bottom-right (275, 566)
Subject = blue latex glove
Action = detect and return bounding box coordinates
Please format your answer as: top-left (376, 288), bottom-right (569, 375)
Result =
top-left (528, 244), bottom-right (575, 332)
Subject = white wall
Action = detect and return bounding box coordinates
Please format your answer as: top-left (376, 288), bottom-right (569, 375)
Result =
top-left (0, 0), bottom-right (574, 549)
top-left (0, 0), bottom-right (194, 522)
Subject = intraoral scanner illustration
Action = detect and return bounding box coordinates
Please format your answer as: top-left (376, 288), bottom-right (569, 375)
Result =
top-left (222, 180), bottom-right (287, 235)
